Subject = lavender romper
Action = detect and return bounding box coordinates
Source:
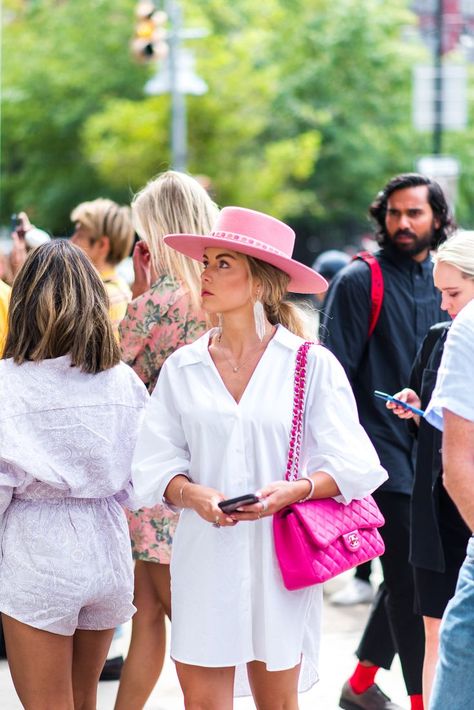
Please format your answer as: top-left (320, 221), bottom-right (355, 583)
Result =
top-left (0, 356), bottom-right (149, 636)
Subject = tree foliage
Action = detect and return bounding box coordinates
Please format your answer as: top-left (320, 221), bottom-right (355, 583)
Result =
top-left (2, 0), bottom-right (146, 232)
top-left (3, 0), bottom-right (472, 251)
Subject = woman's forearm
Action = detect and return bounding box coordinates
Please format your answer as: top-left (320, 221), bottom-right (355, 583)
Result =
top-left (164, 474), bottom-right (193, 507)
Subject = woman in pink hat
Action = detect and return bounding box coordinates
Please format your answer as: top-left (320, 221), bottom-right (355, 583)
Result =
top-left (131, 207), bottom-right (387, 708)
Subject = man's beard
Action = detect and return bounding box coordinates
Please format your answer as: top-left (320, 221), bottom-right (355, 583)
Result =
top-left (388, 227), bottom-right (434, 257)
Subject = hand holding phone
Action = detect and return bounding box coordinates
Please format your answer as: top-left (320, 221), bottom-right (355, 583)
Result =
top-left (218, 494), bottom-right (260, 514)
top-left (374, 390), bottom-right (425, 417)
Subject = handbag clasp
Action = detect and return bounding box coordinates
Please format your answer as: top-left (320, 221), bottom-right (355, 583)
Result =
top-left (342, 530), bottom-right (361, 552)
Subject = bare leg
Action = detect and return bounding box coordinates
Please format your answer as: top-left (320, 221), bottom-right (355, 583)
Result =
top-left (2, 613), bottom-right (74, 710)
top-left (175, 661), bottom-right (235, 710)
top-left (422, 616), bottom-right (442, 708)
top-left (114, 561), bottom-right (171, 710)
top-left (247, 659), bottom-right (301, 710)
top-left (72, 628), bottom-right (114, 710)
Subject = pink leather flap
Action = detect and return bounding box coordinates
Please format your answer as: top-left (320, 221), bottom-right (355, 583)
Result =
top-left (280, 495), bottom-right (385, 549)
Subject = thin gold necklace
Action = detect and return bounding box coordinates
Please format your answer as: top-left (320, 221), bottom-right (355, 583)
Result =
top-left (217, 329), bottom-right (274, 373)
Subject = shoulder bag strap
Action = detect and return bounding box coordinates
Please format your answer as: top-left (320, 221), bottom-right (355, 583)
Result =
top-left (286, 342), bottom-right (313, 482)
top-left (352, 251), bottom-right (384, 338)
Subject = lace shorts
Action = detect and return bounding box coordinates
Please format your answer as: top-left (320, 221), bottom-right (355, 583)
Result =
top-left (0, 494), bottom-right (136, 636)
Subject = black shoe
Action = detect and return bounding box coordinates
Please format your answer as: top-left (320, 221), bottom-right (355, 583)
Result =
top-left (339, 681), bottom-right (405, 710)
top-left (99, 655), bottom-right (124, 682)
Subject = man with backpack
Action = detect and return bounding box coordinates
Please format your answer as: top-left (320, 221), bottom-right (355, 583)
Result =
top-left (320, 173), bottom-right (454, 710)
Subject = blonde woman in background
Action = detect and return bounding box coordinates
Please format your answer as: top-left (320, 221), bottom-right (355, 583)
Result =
top-left (71, 198), bottom-right (134, 339)
top-left (115, 171), bottom-right (218, 710)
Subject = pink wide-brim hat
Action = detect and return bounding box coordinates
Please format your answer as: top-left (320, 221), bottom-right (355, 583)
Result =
top-left (164, 206), bottom-right (328, 294)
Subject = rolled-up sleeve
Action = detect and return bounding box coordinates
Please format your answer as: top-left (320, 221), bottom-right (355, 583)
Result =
top-left (425, 305), bottom-right (474, 431)
top-left (303, 346), bottom-right (388, 503)
top-left (131, 359), bottom-right (191, 508)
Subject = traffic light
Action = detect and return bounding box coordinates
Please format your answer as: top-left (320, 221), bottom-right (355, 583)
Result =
top-left (131, 1), bottom-right (169, 63)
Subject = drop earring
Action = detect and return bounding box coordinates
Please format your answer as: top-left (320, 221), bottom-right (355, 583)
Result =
top-left (253, 298), bottom-right (266, 341)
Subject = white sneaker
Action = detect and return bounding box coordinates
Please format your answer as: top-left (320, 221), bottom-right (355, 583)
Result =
top-left (329, 578), bottom-right (374, 606)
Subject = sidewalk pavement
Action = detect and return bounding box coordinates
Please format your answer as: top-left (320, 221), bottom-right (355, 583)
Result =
top-left (0, 572), bottom-right (407, 709)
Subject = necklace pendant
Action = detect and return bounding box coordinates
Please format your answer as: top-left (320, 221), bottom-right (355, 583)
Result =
top-left (233, 366), bottom-right (239, 373)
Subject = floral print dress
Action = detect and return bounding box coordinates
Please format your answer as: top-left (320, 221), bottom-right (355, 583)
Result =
top-left (120, 274), bottom-right (206, 563)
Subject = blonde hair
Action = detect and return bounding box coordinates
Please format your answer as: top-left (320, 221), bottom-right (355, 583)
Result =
top-left (131, 171), bottom-right (219, 310)
top-left (70, 198), bottom-right (134, 266)
top-left (433, 230), bottom-right (474, 280)
top-left (4, 240), bottom-right (120, 373)
top-left (247, 257), bottom-right (315, 339)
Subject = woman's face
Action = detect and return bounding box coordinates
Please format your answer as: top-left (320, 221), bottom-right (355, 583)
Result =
top-left (434, 261), bottom-right (474, 319)
top-left (201, 247), bottom-right (255, 315)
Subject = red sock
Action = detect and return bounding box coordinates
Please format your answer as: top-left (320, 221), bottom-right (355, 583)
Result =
top-left (410, 695), bottom-right (424, 710)
top-left (349, 662), bottom-right (380, 694)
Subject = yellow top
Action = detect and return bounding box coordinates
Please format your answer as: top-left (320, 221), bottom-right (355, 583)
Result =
top-left (0, 279), bottom-right (11, 354)
top-left (100, 267), bottom-right (131, 341)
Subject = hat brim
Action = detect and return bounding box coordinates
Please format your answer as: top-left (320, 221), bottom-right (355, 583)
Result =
top-left (163, 233), bottom-right (328, 294)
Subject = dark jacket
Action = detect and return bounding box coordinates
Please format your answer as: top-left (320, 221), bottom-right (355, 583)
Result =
top-left (319, 245), bottom-right (449, 494)
top-left (409, 322), bottom-right (470, 571)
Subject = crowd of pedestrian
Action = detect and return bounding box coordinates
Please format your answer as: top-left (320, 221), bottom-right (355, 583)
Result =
top-left (0, 170), bottom-right (473, 710)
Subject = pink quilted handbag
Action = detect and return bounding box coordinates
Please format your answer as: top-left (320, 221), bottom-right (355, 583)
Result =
top-left (273, 342), bottom-right (385, 591)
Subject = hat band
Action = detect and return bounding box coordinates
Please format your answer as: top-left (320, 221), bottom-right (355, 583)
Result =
top-left (211, 231), bottom-right (290, 258)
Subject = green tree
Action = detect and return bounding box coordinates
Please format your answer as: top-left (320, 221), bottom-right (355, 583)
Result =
top-left (2, 0), bottom-right (146, 232)
top-left (81, 0), bottom-right (431, 254)
top-left (267, 0), bottom-right (427, 252)
top-left (6, 0), bottom-right (470, 254)
top-left (82, 0), bottom-right (322, 220)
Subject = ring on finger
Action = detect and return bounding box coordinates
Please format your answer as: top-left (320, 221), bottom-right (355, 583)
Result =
top-left (213, 515), bottom-right (221, 528)
top-left (261, 499), bottom-right (268, 513)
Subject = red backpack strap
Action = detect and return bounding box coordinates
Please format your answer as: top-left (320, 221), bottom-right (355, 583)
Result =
top-left (352, 251), bottom-right (384, 338)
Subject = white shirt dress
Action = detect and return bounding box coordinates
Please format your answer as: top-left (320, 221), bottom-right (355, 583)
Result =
top-left (132, 325), bottom-right (387, 695)
top-left (0, 356), bottom-right (149, 635)
top-left (425, 298), bottom-right (474, 430)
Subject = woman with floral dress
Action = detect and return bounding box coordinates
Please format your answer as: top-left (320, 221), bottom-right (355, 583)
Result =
top-left (114, 171), bottom-right (218, 710)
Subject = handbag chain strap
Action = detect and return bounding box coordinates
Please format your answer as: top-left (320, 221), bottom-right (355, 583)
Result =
top-left (285, 341), bottom-right (313, 482)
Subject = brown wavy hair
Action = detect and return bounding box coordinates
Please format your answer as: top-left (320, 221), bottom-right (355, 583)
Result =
top-left (3, 240), bottom-right (120, 373)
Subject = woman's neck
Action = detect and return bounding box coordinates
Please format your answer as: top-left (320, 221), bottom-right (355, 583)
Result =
top-left (216, 311), bottom-right (274, 356)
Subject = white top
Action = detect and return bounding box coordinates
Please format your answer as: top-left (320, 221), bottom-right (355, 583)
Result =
top-left (131, 325), bottom-right (387, 695)
top-left (0, 356), bottom-right (149, 520)
top-left (425, 299), bottom-right (474, 431)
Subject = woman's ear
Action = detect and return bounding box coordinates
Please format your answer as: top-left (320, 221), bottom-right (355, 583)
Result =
top-left (253, 281), bottom-right (263, 300)
top-left (140, 239), bottom-right (151, 254)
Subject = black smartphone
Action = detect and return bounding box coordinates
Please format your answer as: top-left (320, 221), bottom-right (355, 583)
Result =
top-left (218, 494), bottom-right (260, 514)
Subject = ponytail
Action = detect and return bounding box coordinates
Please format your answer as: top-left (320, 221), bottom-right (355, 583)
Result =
top-left (265, 300), bottom-right (315, 340)
top-left (247, 256), bottom-right (317, 340)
